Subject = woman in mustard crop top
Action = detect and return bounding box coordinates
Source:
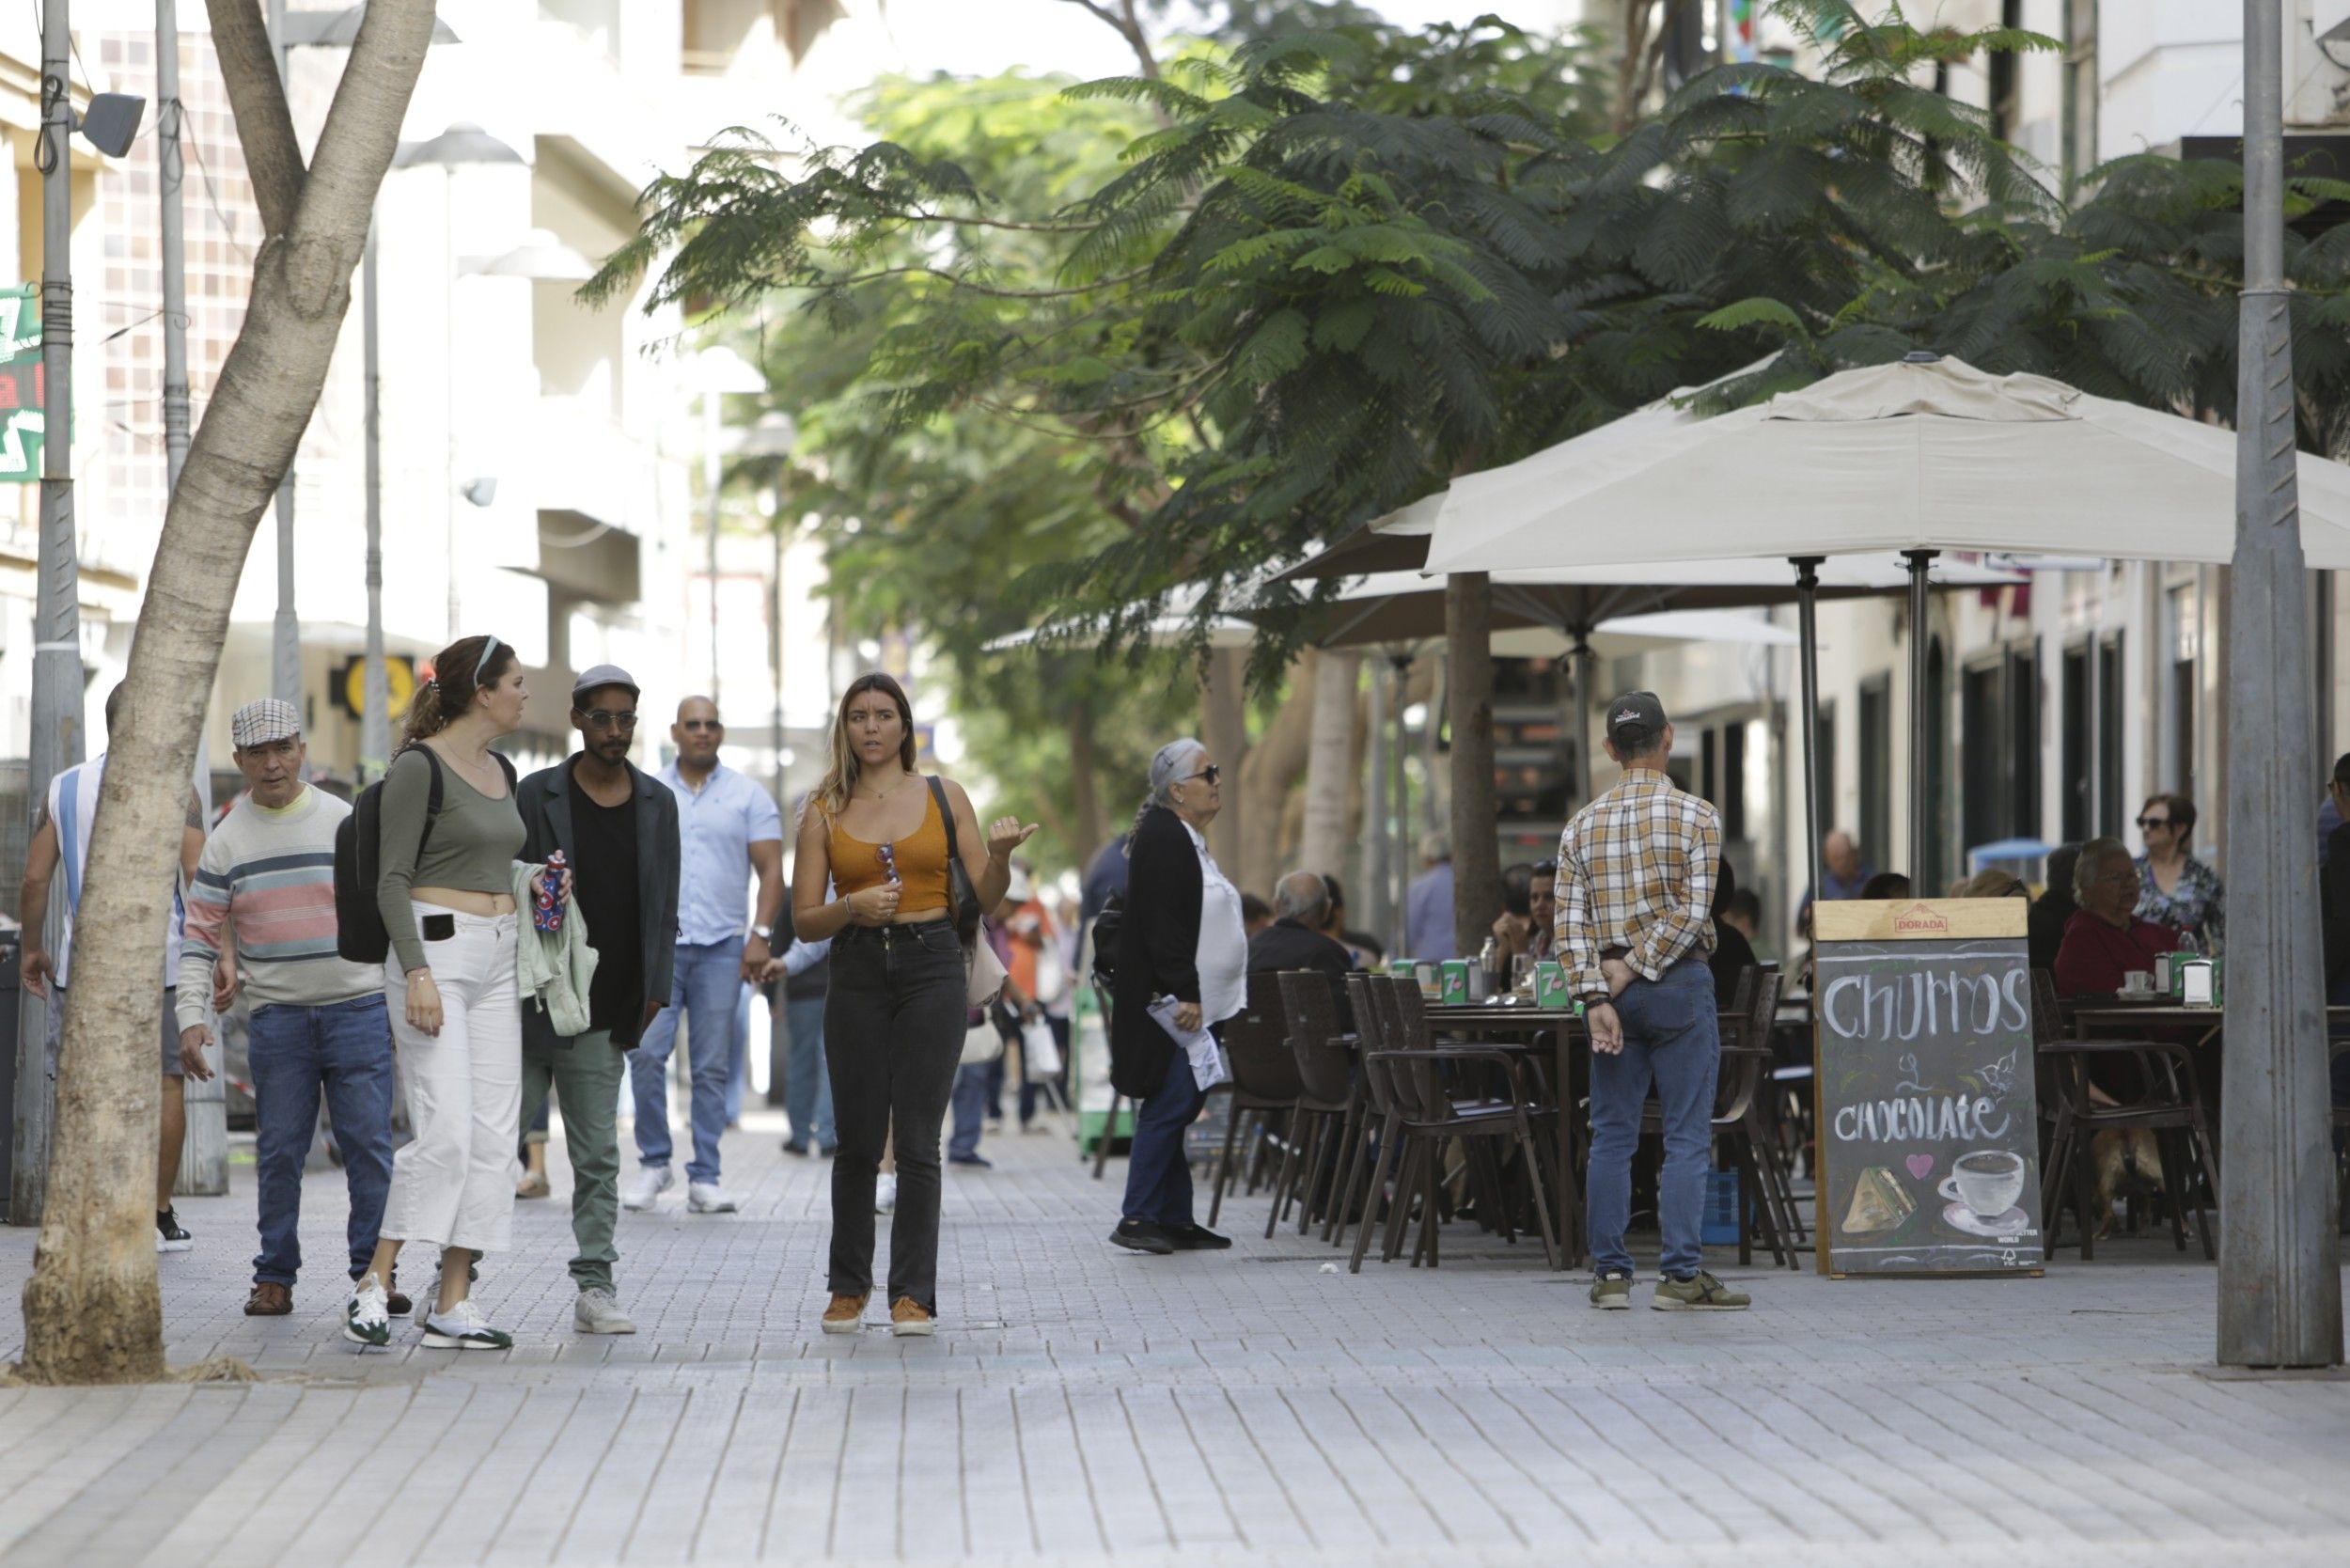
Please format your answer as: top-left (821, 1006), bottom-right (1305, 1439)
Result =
top-left (791, 672), bottom-right (1036, 1338)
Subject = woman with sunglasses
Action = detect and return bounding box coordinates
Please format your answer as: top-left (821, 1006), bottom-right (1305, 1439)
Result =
top-left (2133, 792), bottom-right (2224, 951)
top-left (791, 673), bottom-right (1037, 1337)
top-left (348, 634), bottom-right (546, 1351)
top-left (1105, 740), bottom-right (1247, 1256)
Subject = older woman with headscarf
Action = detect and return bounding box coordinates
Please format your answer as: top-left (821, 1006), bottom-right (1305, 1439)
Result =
top-left (1107, 739), bottom-right (1247, 1255)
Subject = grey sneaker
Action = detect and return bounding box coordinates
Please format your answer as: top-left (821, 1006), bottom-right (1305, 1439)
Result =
top-left (573, 1287), bottom-right (637, 1335)
top-left (687, 1182), bottom-right (740, 1215)
top-left (1653, 1270), bottom-right (1751, 1311)
top-left (1589, 1270), bottom-right (1633, 1309)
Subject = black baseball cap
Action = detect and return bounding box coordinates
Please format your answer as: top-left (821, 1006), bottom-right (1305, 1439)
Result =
top-left (1606, 690), bottom-right (1668, 749)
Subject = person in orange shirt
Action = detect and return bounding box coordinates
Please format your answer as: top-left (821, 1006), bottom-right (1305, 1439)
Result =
top-left (997, 866), bottom-right (1068, 1130)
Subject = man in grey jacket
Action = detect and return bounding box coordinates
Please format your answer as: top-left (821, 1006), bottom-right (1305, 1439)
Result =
top-left (515, 666), bottom-right (682, 1335)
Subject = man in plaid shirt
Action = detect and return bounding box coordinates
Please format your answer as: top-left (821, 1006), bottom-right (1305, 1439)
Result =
top-left (1556, 691), bottom-right (1748, 1311)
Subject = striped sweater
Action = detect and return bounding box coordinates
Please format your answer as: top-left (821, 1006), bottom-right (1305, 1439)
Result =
top-left (176, 786), bottom-right (383, 1030)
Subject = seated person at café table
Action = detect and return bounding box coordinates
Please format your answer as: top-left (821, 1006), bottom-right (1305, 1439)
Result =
top-left (1248, 870), bottom-right (1356, 992)
top-left (1859, 871), bottom-right (1911, 901)
top-left (1710, 856), bottom-right (1759, 1007)
top-left (2054, 837), bottom-right (2183, 998)
top-left (1493, 861), bottom-right (1557, 965)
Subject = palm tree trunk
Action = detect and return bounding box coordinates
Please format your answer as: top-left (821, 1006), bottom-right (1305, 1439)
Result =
top-left (1300, 650), bottom-right (1357, 881)
top-left (1447, 573), bottom-right (1500, 959)
top-left (16, 0), bottom-right (435, 1384)
top-left (1236, 659), bottom-right (1315, 898)
top-left (1200, 647), bottom-right (1249, 878)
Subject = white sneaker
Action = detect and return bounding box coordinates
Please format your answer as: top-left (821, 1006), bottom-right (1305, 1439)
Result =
top-left (621, 1166), bottom-right (675, 1211)
top-left (573, 1287), bottom-right (637, 1335)
top-left (420, 1297), bottom-right (513, 1351)
top-left (875, 1174), bottom-right (898, 1215)
top-left (687, 1182), bottom-right (739, 1214)
top-left (343, 1274), bottom-right (391, 1348)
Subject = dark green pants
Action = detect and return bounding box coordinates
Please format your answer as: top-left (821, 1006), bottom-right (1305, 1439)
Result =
top-left (521, 1029), bottom-right (626, 1294)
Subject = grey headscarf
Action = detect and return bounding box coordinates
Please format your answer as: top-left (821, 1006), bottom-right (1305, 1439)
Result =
top-left (1128, 737), bottom-right (1207, 851)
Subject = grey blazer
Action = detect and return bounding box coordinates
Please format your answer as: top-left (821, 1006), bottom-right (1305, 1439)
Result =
top-left (516, 757), bottom-right (682, 1049)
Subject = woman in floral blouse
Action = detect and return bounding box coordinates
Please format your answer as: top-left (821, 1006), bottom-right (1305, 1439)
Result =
top-left (2134, 792), bottom-right (2224, 949)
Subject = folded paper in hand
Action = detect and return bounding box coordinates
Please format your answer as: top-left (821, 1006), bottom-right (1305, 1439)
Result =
top-left (1148, 996), bottom-right (1229, 1091)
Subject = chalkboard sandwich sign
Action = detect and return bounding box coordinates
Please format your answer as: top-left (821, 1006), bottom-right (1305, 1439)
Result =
top-left (1811, 899), bottom-right (2044, 1277)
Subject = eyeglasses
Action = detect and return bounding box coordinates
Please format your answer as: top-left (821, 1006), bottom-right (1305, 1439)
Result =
top-left (680, 718), bottom-right (722, 732)
top-left (2136, 816), bottom-right (2173, 829)
top-left (579, 711), bottom-right (637, 732)
top-left (1183, 765), bottom-right (1222, 786)
top-left (2095, 869), bottom-right (2139, 886)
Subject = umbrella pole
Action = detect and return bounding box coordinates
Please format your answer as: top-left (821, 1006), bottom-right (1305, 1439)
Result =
top-left (1793, 557), bottom-right (1825, 923)
top-left (1904, 549), bottom-right (1938, 884)
top-left (1391, 651), bottom-right (1412, 952)
top-left (1571, 626), bottom-right (1595, 806)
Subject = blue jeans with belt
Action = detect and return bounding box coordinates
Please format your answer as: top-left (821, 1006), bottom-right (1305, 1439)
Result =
top-left (246, 994), bottom-right (397, 1286)
top-left (1586, 958), bottom-right (1721, 1279)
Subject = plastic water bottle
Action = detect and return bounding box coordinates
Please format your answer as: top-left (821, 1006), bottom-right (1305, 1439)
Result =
top-left (534, 851), bottom-right (566, 936)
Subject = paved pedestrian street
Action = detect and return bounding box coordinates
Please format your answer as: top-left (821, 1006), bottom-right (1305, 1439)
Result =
top-left (0, 1114), bottom-right (2344, 1568)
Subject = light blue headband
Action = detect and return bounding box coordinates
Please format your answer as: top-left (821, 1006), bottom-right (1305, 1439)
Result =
top-left (473, 635), bottom-right (502, 691)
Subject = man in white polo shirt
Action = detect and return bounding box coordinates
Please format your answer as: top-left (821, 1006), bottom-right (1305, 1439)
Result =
top-left (17, 682), bottom-right (208, 1252)
top-left (622, 695), bottom-right (784, 1214)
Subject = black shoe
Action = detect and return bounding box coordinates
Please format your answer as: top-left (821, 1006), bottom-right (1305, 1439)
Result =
top-left (1167, 1223), bottom-right (1231, 1251)
top-left (782, 1140), bottom-right (809, 1156)
top-left (1110, 1219), bottom-right (1176, 1255)
top-left (948, 1152), bottom-right (993, 1169)
top-left (156, 1209), bottom-right (193, 1253)
top-left (819, 1144), bottom-right (838, 1158)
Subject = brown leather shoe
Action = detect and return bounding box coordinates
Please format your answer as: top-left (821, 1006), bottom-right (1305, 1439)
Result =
top-left (889, 1297), bottom-right (934, 1338)
top-left (244, 1281), bottom-right (292, 1316)
top-left (821, 1293), bottom-right (869, 1335)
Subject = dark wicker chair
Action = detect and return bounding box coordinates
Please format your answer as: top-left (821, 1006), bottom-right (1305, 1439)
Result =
top-left (1276, 970), bottom-right (1365, 1245)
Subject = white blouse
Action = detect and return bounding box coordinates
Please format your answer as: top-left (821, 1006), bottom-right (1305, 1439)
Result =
top-left (1182, 819), bottom-right (1248, 1027)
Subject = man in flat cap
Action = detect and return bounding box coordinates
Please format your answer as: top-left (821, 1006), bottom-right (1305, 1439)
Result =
top-left (513, 666), bottom-right (682, 1335)
top-left (180, 698), bottom-right (406, 1317)
top-left (1557, 691), bottom-right (1747, 1312)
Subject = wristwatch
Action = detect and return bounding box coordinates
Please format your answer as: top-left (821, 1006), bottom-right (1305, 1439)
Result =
top-left (751, 926), bottom-right (774, 944)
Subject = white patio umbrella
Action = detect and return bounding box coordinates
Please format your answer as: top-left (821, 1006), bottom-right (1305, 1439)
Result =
top-left (1423, 353), bottom-right (2350, 900)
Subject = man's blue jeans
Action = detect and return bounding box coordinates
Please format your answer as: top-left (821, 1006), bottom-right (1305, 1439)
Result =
top-left (246, 995), bottom-right (396, 1287)
top-left (948, 1058), bottom-right (991, 1159)
top-left (785, 993), bottom-right (835, 1150)
top-left (630, 941), bottom-right (740, 1184)
top-left (1586, 958), bottom-right (1721, 1280)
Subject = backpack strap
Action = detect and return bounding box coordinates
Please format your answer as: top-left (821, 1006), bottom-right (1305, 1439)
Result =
top-left (409, 746), bottom-right (446, 865)
top-left (929, 776), bottom-right (958, 863)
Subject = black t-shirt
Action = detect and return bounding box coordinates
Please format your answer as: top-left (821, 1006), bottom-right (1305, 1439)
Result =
top-left (568, 771), bottom-right (643, 1033)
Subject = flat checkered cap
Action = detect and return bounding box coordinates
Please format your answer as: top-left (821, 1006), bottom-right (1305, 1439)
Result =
top-left (231, 698), bottom-right (301, 749)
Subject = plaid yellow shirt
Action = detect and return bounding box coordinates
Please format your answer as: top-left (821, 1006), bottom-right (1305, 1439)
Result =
top-left (1554, 767), bottom-right (1720, 999)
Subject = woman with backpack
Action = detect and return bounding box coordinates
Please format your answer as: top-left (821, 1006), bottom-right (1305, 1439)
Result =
top-left (791, 672), bottom-right (1037, 1338)
top-left (347, 634), bottom-right (553, 1351)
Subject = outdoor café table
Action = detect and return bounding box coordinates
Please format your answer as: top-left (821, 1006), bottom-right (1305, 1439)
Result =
top-left (1426, 1000), bottom-right (1586, 1264)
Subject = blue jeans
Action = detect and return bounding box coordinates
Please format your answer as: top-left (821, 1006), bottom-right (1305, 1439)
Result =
top-left (949, 1060), bottom-right (990, 1159)
top-left (725, 981), bottom-right (753, 1124)
top-left (1586, 958), bottom-right (1721, 1280)
top-left (785, 993), bottom-right (836, 1150)
top-left (630, 941), bottom-right (741, 1184)
top-left (1122, 1051), bottom-right (1210, 1227)
top-left (246, 995), bottom-right (397, 1287)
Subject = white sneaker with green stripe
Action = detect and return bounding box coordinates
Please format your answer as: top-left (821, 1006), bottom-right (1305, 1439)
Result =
top-left (421, 1297), bottom-right (514, 1350)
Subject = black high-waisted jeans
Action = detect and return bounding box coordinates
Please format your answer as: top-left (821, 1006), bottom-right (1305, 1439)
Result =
top-left (823, 917), bottom-right (967, 1311)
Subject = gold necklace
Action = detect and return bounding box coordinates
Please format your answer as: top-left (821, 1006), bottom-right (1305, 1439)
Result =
top-left (859, 773), bottom-right (908, 803)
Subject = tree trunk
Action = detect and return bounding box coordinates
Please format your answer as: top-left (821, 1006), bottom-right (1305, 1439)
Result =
top-left (1065, 689), bottom-right (1104, 855)
top-left (17, 0), bottom-right (435, 1385)
top-left (1447, 574), bottom-right (1500, 960)
top-left (1299, 650), bottom-right (1357, 881)
top-left (1236, 659), bottom-right (1315, 898)
top-left (1200, 647), bottom-right (1249, 879)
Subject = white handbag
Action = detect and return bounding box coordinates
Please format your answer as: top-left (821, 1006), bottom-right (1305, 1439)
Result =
top-left (961, 1018), bottom-right (1005, 1066)
top-left (1020, 1016), bottom-right (1062, 1079)
top-left (966, 931), bottom-right (1008, 1008)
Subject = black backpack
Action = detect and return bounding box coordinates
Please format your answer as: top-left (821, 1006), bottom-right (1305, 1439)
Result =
top-left (332, 745), bottom-right (517, 964)
top-left (1089, 890), bottom-right (1124, 990)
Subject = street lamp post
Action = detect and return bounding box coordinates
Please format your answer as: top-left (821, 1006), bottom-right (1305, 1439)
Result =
top-left (13, 9), bottom-right (142, 1222)
top-left (2217, 0), bottom-right (2342, 1369)
top-left (690, 347), bottom-right (768, 705)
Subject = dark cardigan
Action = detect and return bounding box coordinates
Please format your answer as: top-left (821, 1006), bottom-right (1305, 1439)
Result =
top-left (1108, 806), bottom-right (1203, 1098)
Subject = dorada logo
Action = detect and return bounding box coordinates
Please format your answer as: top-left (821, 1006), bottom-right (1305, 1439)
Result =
top-left (1891, 902), bottom-right (1949, 934)
top-left (1615, 708), bottom-right (1638, 724)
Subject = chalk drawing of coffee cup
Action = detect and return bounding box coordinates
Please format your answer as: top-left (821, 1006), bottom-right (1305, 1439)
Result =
top-left (1938, 1149), bottom-right (2027, 1220)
